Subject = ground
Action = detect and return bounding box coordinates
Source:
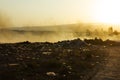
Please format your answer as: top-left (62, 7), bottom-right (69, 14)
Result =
top-left (0, 39), bottom-right (119, 80)
top-left (91, 46), bottom-right (120, 80)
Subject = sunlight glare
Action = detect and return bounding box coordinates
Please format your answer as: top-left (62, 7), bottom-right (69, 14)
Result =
top-left (94, 0), bottom-right (120, 24)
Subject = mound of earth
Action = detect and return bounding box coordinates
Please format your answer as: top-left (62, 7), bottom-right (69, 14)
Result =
top-left (0, 38), bottom-right (107, 80)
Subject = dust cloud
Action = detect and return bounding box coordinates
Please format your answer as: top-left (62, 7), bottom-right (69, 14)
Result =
top-left (0, 11), bottom-right (12, 28)
top-left (0, 11), bottom-right (119, 43)
top-left (0, 24), bottom-right (119, 43)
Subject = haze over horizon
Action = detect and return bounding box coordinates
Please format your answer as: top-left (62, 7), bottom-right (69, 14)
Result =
top-left (0, 0), bottom-right (120, 28)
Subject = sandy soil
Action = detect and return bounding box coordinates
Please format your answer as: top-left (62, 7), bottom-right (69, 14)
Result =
top-left (91, 46), bottom-right (120, 80)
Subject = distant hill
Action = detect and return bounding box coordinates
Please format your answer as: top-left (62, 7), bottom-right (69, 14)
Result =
top-left (0, 23), bottom-right (119, 43)
top-left (0, 23), bottom-right (105, 32)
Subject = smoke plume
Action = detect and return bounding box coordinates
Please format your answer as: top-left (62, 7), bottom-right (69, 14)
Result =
top-left (0, 11), bottom-right (12, 28)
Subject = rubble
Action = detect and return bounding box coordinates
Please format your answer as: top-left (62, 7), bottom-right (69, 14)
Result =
top-left (0, 38), bottom-right (109, 80)
top-left (46, 72), bottom-right (56, 76)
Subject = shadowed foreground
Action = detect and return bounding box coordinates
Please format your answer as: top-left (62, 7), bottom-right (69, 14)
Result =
top-left (0, 38), bottom-right (119, 80)
top-left (91, 47), bottom-right (120, 80)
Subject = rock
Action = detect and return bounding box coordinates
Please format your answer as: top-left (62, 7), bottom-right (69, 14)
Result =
top-left (46, 72), bottom-right (56, 76)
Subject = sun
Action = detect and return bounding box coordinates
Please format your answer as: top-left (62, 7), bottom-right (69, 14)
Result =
top-left (94, 0), bottom-right (120, 24)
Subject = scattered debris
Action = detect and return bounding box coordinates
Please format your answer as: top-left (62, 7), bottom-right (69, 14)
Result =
top-left (46, 72), bottom-right (56, 76)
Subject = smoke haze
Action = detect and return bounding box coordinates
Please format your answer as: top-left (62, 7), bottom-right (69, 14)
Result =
top-left (0, 11), bottom-right (12, 28)
top-left (0, 11), bottom-right (119, 43)
top-left (0, 24), bottom-right (119, 43)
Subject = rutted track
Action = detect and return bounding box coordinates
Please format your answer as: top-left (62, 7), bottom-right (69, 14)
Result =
top-left (91, 46), bottom-right (120, 80)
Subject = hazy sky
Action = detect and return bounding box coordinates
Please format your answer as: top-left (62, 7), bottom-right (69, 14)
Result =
top-left (0, 0), bottom-right (120, 26)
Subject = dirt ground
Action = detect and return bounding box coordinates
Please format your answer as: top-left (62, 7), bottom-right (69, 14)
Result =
top-left (91, 46), bottom-right (120, 80)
